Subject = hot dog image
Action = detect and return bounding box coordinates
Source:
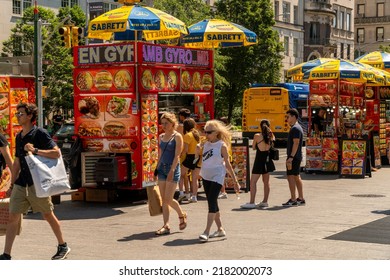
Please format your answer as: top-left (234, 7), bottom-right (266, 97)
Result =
top-left (109, 141), bottom-right (130, 152)
top-left (84, 140), bottom-right (104, 152)
top-left (103, 121), bottom-right (126, 137)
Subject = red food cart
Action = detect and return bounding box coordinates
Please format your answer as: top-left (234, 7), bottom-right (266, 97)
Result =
top-left (73, 42), bottom-right (214, 198)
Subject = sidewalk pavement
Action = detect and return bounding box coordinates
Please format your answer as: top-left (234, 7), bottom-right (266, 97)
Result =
top-left (1, 162), bottom-right (389, 260)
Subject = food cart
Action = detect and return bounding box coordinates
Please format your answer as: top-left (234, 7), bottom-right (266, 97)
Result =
top-left (0, 57), bottom-right (35, 197)
top-left (305, 79), bottom-right (370, 176)
top-left (73, 42), bottom-right (214, 199)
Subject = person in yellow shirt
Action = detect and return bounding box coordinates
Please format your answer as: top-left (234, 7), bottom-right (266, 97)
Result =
top-left (178, 118), bottom-right (200, 202)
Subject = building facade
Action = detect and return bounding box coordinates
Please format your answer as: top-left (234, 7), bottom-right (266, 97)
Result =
top-left (273, 0), bottom-right (305, 81)
top-left (354, 0), bottom-right (390, 57)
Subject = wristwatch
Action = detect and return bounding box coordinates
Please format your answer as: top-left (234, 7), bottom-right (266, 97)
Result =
top-left (33, 148), bottom-right (39, 155)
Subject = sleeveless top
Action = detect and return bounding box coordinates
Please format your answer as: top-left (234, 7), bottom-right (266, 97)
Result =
top-left (200, 140), bottom-right (226, 185)
top-left (159, 134), bottom-right (177, 165)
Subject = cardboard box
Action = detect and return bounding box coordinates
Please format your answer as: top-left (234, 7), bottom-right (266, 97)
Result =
top-left (85, 188), bottom-right (117, 202)
top-left (0, 198), bottom-right (22, 236)
top-left (71, 191), bottom-right (85, 201)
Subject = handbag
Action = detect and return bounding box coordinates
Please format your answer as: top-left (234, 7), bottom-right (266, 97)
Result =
top-left (153, 133), bottom-right (176, 176)
top-left (146, 185), bottom-right (162, 216)
top-left (25, 151), bottom-right (71, 198)
top-left (269, 146), bottom-right (279, 161)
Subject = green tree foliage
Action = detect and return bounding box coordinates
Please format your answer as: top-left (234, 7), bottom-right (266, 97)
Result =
top-left (215, 0), bottom-right (284, 123)
top-left (1, 5), bottom-right (86, 124)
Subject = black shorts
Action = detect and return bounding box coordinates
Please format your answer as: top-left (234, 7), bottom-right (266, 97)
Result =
top-left (286, 158), bottom-right (301, 176)
top-left (182, 154), bottom-right (196, 170)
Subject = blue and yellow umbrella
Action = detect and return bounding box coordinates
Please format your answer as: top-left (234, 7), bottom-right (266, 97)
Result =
top-left (88, 4), bottom-right (188, 41)
top-left (287, 58), bottom-right (335, 81)
top-left (182, 19), bottom-right (257, 49)
top-left (355, 51), bottom-right (390, 72)
top-left (303, 59), bottom-right (376, 83)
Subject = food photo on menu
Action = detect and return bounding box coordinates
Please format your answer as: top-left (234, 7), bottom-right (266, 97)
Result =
top-left (106, 96), bottom-right (132, 118)
top-left (78, 96), bottom-right (101, 119)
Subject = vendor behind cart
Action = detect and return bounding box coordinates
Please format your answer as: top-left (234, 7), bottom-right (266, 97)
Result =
top-left (312, 107), bottom-right (326, 135)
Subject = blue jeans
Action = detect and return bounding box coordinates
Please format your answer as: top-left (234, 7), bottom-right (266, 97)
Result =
top-left (157, 163), bottom-right (180, 182)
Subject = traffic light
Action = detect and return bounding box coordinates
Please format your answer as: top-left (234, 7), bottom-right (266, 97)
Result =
top-left (71, 27), bottom-right (83, 47)
top-left (59, 26), bottom-right (71, 48)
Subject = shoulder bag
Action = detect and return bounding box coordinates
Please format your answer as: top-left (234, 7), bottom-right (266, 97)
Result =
top-left (269, 142), bottom-right (279, 161)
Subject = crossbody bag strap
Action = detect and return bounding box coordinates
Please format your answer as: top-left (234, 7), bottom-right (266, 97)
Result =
top-left (156, 133), bottom-right (176, 168)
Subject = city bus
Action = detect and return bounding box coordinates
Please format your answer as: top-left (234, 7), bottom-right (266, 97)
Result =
top-left (242, 83), bottom-right (309, 141)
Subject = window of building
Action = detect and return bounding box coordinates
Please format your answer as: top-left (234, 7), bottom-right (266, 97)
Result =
top-left (346, 13), bottom-right (351, 31)
top-left (274, 1), bottom-right (279, 19)
top-left (378, 3), bottom-right (385, 17)
top-left (347, 44), bottom-right (351, 59)
top-left (310, 22), bottom-right (319, 44)
top-left (284, 36), bottom-right (289, 56)
top-left (282, 2), bottom-right (291, 23)
top-left (293, 38), bottom-right (298, 57)
top-left (339, 11), bottom-right (344, 30)
top-left (12, 0), bottom-right (21, 14)
top-left (293, 5), bottom-right (298, 25)
top-left (357, 28), bottom-right (365, 43)
top-left (103, 3), bottom-right (110, 12)
top-left (333, 10), bottom-right (337, 28)
top-left (357, 4), bottom-right (365, 17)
top-left (61, 0), bottom-right (78, 7)
top-left (333, 45), bottom-right (338, 58)
top-left (340, 43), bottom-right (344, 59)
top-left (377, 27), bottom-right (384, 41)
top-left (23, 0), bottom-right (32, 10)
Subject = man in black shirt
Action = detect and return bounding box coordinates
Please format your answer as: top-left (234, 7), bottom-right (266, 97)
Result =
top-left (0, 103), bottom-right (70, 260)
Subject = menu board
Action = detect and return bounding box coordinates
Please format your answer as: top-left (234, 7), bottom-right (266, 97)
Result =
top-left (340, 139), bottom-right (367, 178)
top-left (322, 138), bottom-right (339, 172)
top-left (141, 94), bottom-right (159, 187)
top-left (373, 134), bottom-right (381, 168)
top-left (305, 137), bottom-right (322, 171)
top-left (225, 141), bottom-right (250, 191)
top-left (74, 67), bottom-right (135, 93)
top-left (138, 67), bottom-right (213, 93)
top-left (339, 81), bottom-right (364, 107)
top-left (309, 80), bottom-right (337, 107)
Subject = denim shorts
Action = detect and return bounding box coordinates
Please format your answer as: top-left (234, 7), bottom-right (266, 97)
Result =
top-left (157, 163), bottom-right (180, 182)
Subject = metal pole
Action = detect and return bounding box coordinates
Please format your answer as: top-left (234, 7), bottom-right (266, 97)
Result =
top-left (34, 2), bottom-right (43, 127)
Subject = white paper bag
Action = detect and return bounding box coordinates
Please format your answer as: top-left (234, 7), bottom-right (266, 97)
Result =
top-left (25, 152), bottom-right (70, 198)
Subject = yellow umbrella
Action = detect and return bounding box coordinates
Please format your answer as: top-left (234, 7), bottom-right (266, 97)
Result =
top-left (88, 4), bottom-right (188, 41)
top-left (357, 62), bottom-right (390, 86)
top-left (181, 19), bottom-right (257, 49)
top-left (303, 59), bottom-right (375, 83)
top-left (287, 58), bottom-right (336, 81)
top-left (355, 51), bottom-right (390, 72)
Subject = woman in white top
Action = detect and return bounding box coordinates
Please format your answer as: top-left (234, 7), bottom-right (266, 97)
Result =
top-left (199, 120), bottom-right (240, 242)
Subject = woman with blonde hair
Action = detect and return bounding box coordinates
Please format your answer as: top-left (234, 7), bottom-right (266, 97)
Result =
top-left (154, 112), bottom-right (187, 235)
top-left (198, 120), bottom-right (240, 242)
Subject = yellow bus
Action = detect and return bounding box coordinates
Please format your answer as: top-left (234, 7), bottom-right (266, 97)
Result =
top-left (242, 83), bottom-right (309, 141)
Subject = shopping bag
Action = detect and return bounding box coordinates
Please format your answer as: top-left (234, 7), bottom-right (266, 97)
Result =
top-left (146, 185), bottom-right (162, 216)
top-left (0, 198), bottom-right (22, 236)
top-left (25, 152), bottom-right (70, 198)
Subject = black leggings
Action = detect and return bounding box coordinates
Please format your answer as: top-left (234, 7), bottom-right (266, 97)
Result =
top-left (203, 179), bottom-right (222, 213)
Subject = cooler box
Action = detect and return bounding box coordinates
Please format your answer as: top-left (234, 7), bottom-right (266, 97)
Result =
top-left (95, 156), bottom-right (129, 187)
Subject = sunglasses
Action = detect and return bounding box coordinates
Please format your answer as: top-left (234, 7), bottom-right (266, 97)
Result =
top-left (15, 112), bottom-right (26, 117)
top-left (205, 130), bottom-right (215, 134)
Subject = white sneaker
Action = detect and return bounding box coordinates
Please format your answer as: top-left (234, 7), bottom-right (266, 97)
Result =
top-left (199, 233), bottom-right (209, 242)
top-left (257, 202), bottom-right (269, 208)
top-left (218, 192), bottom-right (228, 199)
top-left (177, 194), bottom-right (187, 202)
top-left (210, 229), bottom-right (226, 238)
top-left (190, 196), bottom-right (198, 203)
top-left (240, 203), bottom-right (256, 209)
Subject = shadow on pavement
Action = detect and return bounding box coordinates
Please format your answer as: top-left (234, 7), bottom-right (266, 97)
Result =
top-left (325, 216), bottom-right (390, 245)
top-left (164, 237), bottom-right (227, 247)
top-left (118, 231), bottom-right (159, 242)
